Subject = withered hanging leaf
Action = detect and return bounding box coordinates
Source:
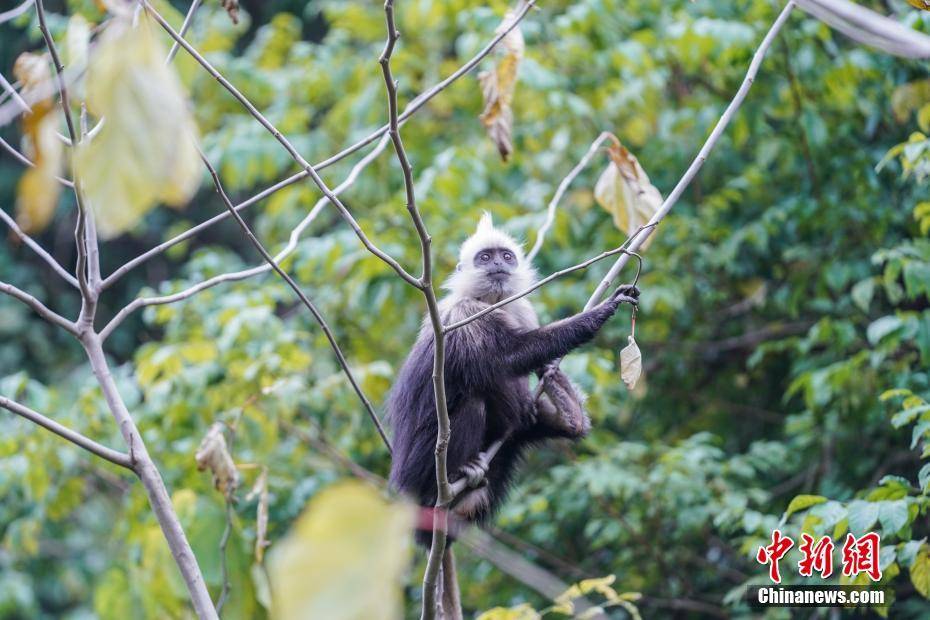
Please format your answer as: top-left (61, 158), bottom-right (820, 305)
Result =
top-left (619, 335), bottom-right (642, 391)
top-left (594, 140), bottom-right (662, 248)
top-left (247, 467), bottom-right (270, 563)
top-left (221, 0), bottom-right (241, 25)
top-left (906, 1), bottom-right (930, 10)
top-left (75, 13), bottom-right (200, 239)
top-left (478, 10), bottom-right (524, 161)
top-left (13, 52), bottom-right (63, 234)
top-left (195, 422), bottom-right (239, 499)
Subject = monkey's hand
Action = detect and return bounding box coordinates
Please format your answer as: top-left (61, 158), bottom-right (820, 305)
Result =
top-left (459, 455), bottom-right (491, 489)
top-left (610, 283), bottom-right (640, 307)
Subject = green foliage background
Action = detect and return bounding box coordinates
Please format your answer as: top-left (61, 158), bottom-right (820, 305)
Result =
top-left (2, 0), bottom-right (930, 617)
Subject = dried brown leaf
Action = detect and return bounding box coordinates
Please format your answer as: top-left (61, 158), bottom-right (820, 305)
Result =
top-left (619, 336), bottom-right (642, 390)
top-left (195, 422), bottom-right (239, 499)
top-left (13, 53), bottom-right (62, 234)
top-left (479, 11), bottom-right (524, 161)
top-left (594, 141), bottom-right (662, 247)
top-left (221, 0), bottom-right (240, 25)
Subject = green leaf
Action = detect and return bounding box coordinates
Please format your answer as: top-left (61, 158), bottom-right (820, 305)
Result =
top-left (784, 494), bottom-right (827, 520)
top-left (867, 316), bottom-right (903, 345)
top-left (847, 500), bottom-right (880, 535)
top-left (878, 500), bottom-right (910, 536)
top-left (851, 278), bottom-right (875, 312)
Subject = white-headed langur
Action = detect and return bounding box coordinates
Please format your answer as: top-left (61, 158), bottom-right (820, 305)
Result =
top-left (388, 213), bottom-right (639, 544)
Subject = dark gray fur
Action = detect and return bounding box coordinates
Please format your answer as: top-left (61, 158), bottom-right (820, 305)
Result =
top-left (387, 286), bottom-right (637, 544)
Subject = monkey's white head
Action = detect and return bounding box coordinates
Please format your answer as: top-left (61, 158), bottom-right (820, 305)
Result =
top-left (444, 212), bottom-right (536, 303)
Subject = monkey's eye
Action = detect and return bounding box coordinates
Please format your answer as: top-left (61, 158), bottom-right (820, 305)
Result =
top-left (502, 252), bottom-right (514, 262)
top-left (480, 253), bottom-right (491, 262)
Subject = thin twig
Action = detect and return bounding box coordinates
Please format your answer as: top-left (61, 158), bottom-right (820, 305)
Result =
top-left (0, 0), bottom-right (33, 25)
top-left (586, 1), bottom-right (797, 309)
top-left (526, 131), bottom-right (612, 261)
top-left (142, 0), bottom-right (420, 289)
top-left (377, 3), bottom-right (453, 617)
top-left (199, 151), bottom-right (393, 454)
top-left (102, 0), bottom-right (535, 290)
top-left (34, 0), bottom-right (94, 310)
top-left (442, 247), bottom-right (642, 333)
top-left (167, 0), bottom-right (203, 64)
top-left (0, 71), bottom-right (30, 114)
top-left (216, 494), bottom-right (233, 612)
top-left (0, 395), bottom-right (133, 468)
top-left (0, 207), bottom-right (80, 287)
top-left (0, 280), bottom-right (77, 333)
top-left (99, 134), bottom-right (392, 339)
top-left (0, 135), bottom-right (75, 188)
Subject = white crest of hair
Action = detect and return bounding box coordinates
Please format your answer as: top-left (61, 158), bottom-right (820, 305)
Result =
top-left (437, 212), bottom-right (539, 333)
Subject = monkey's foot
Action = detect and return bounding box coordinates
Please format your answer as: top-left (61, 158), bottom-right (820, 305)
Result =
top-left (459, 457), bottom-right (490, 489)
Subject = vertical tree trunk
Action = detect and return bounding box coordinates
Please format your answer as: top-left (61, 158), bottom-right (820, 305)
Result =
top-left (82, 333), bottom-right (218, 620)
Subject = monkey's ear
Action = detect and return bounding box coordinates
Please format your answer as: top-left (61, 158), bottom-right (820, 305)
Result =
top-left (455, 262), bottom-right (463, 271)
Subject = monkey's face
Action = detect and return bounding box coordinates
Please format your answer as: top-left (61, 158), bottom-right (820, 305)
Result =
top-left (473, 246), bottom-right (518, 283)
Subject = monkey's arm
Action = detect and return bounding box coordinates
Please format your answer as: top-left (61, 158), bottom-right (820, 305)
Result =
top-left (504, 285), bottom-right (638, 376)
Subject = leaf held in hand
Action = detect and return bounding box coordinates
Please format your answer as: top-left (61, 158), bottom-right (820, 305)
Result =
top-left (478, 11), bottom-right (524, 161)
top-left (268, 481), bottom-right (414, 620)
top-left (13, 53), bottom-right (63, 234)
top-left (619, 335), bottom-right (642, 390)
top-left (594, 141), bottom-right (662, 248)
top-left (195, 422), bottom-right (238, 499)
top-left (75, 14), bottom-right (200, 239)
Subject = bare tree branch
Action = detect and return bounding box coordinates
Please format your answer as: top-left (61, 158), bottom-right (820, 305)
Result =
top-left (0, 279), bottom-right (77, 333)
top-left (586, 1), bottom-right (797, 309)
top-left (0, 207), bottom-right (80, 287)
top-left (142, 0), bottom-right (420, 288)
top-left (0, 71), bottom-right (30, 114)
top-left (0, 395), bottom-right (132, 468)
top-left (166, 0), bottom-right (203, 64)
top-left (0, 135), bottom-right (75, 188)
top-left (0, 0), bottom-right (32, 26)
top-left (377, 3), bottom-right (456, 617)
top-left (34, 0), bottom-right (94, 311)
top-left (526, 131), bottom-right (612, 261)
top-left (198, 151), bottom-right (393, 454)
top-left (102, 0), bottom-right (535, 290)
top-left (99, 133), bottom-right (391, 340)
top-left (797, 0), bottom-right (930, 59)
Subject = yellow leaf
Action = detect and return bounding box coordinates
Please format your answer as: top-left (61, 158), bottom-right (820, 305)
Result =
top-left (906, 1), bottom-right (930, 10)
top-left (891, 79), bottom-right (930, 123)
top-left (912, 549), bottom-right (930, 598)
top-left (75, 14), bottom-right (200, 239)
top-left (269, 481), bottom-right (414, 620)
top-left (13, 52), bottom-right (63, 233)
top-left (476, 604), bottom-right (541, 620)
top-left (479, 11), bottom-right (524, 161)
top-left (619, 336), bottom-right (642, 390)
top-left (594, 142), bottom-right (662, 246)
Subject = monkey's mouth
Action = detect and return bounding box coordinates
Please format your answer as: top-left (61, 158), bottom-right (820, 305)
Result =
top-left (487, 270), bottom-right (510, 280)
